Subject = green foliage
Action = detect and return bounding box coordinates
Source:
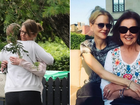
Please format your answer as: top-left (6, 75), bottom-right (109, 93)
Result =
top-left (71, 32), bottom-right (85, 49)
top-left (43, 0), bottom-right (69, 17)
top-left (2, 42), bottom-right (28, 58)
top-left (2, 33), bottom-right (28, 58)
top-left (0, 0), bottom-right (70, 46)
top-left (0, 41), bottom-right (7, 50)
top-left (33, 62), bottom-right (40, 71)
top-left (0, 37), bottom-right (69, 71)
top-left (38, 40), bottom-right (69, 71)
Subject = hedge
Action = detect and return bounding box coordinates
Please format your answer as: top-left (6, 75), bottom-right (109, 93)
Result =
top-left (38, 41), bottom-right (69, 71)
top-left (0, 40), bottom-right (69, 71)
top-left (71, 32), bottom-right (85, 49)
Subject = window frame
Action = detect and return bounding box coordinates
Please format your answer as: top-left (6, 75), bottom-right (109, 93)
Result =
top-left (112, 0), bottom-right (125, 12)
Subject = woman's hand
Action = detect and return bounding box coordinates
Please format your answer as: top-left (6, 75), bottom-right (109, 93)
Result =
top-left (9, 56), bottom-right (22, 65)
top-left (103, 83), bottom-right (124, 99)
top-left (1, 60), bottom-right (8, 72)
top-left (124, 89), bottom-right (140, 101)
top-left (129, 81), bottom-right (140, 97)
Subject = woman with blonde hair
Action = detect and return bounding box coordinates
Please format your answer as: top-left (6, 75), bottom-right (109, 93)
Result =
top-left (76, 6), bottom-right (140, 105)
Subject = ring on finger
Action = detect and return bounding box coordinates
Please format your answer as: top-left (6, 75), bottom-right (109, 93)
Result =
top-left (107, 89), bottom-right (110, 93)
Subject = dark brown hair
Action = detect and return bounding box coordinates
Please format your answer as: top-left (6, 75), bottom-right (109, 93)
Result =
top-left (22, 19), bottom-right (44, 37)
top-left (111, 10), bottom-right (140, 45)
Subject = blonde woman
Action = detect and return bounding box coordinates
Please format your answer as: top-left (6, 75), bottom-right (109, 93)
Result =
top-left (76, 6), bottom-right (140, 105)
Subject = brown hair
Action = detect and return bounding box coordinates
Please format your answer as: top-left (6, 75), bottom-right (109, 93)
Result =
top-left (6, 23), bottom-right (20, 40)
top-left (22, 19), bottom-right (44, 37)
top-left (111, 10), bottom-right (140, 45)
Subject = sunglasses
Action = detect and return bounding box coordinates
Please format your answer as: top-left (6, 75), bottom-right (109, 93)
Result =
top-left (118, 26), bottom-right (140, 34)
top-left (96, 23), bottom-right (112, 29)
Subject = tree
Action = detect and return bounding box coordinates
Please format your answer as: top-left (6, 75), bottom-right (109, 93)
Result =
top-left (0, 0), bottom-right (70, 47)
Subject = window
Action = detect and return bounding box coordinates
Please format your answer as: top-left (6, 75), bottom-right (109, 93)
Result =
top-left (113, 0), bottom-right (125, 12)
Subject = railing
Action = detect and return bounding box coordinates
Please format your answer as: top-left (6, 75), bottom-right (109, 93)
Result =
top-left (42, 73), bottom-right (70, 105)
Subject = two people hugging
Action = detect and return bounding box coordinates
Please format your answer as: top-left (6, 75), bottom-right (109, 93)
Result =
top-left (0, 19), bottom-right (54, 105)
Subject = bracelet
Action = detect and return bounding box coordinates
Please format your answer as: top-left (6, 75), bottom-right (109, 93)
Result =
top-left (128, 80), bottom-right (132, 89)
top-left (122, 88), bottom-right (125, 97)
top-left (119, 88), bottom-right (125, 98)
top-left (119, 89), bottom-right (123, 98)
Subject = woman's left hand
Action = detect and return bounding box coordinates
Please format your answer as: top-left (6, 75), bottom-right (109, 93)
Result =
top-left (103, 83), bottom-right (123, 99)
top-left (9, 56), bottom-right (22, 65)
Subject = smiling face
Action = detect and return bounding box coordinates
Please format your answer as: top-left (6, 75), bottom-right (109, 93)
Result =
top-left (119, 18), bottom-right (139, 46)
top-left (90, 15), bottom-right (111, 40)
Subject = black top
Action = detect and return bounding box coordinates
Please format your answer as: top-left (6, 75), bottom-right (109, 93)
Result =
top-left (80, 36), bottom-right (119, 83)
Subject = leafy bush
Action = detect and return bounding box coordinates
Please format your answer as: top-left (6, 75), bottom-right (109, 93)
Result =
top-left (0, 39), bottom-right (69, 71)
top-left (0, 41), bottom-right (7, 51)
top-left (38, 41), bottom-right (69, 71)
top-left (71, 32), bottom-right (85, 49)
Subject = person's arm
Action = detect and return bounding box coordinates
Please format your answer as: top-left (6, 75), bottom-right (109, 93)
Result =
top-left (82, 52), bottom-right (140, 97)
top-left (104, 84), bottom-right (140, 101)
top-left (103, 83), bottom-right (125, 99)
top-left (1, 60), bottom-right (8, 73)
top-left (34, 42), bottom-right (54, 65)
top-left (82, 52), bottom-right (130, 86)
top-left (9, 56), bottom-right (46, 77)
top-left (123, 89), bottom-right (140, 101)
top-left (101, 51), bottom-right (140, 100)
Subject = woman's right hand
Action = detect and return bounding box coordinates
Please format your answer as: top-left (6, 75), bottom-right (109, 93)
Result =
top-left (130, 81), bottom-right (140, 97)
top-left (1, 60), bottom-right (8, 72)
top-left (9, 56), bottom-right (22, 65)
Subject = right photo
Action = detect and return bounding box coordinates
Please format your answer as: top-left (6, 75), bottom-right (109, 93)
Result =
top-left (70, 0), bottom-right (140, 105)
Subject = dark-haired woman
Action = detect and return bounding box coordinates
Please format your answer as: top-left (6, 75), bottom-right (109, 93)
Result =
top-left (101, 10), bottom-right (140, 105)
top-left (76, 6), bottom-right (140, 105)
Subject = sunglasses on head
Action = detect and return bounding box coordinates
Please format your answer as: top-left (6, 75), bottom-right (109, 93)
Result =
top-left (118, 26), bottom-right (140, 34)
top-left (96, 23), bottom-right (112, 29)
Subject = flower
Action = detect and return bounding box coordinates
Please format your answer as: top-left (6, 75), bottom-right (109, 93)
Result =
top-left (114, 48), bottom-right (119, 51)
top-left (123, 74), bottom-right (132, 80)
top-left (112, 53), bottom-right (114, 56)
top-left (117, 72), bottom-right (120, 76)
top-left (138, 61), bottom-right (140, 65)
top-left (135, 72), bottom-right (139, 77)
top-left (115, 59), bottom-right (120, 65)
top-left (135, 79), bottom-right (137, 83)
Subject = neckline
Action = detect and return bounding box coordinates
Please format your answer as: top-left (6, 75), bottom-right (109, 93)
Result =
top-left (119, 47), bottom-right (140, 65)
top-left (93, 42), bottom-right (108, 51)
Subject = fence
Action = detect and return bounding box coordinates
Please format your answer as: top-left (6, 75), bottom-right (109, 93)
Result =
top-left (0, 73), bottom-right (70, 105)
top-left (42, 73), bottom-right (70, 105)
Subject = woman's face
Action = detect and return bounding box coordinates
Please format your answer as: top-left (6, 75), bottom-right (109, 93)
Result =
top-left (90, 15), bottom-right (111, 40)
top-left (20, 25), bottom-right (36, 41)
top-left (119, 18), bottom-right (139, 46)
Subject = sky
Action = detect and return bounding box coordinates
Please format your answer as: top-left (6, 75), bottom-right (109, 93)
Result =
top-left (70, 0), bottom-right (106, 25)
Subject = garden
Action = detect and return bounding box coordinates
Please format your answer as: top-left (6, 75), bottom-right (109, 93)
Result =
top-left (0, 0), bottom-right (70, 71)
top-left (0, 1), bottom-right (70, 104)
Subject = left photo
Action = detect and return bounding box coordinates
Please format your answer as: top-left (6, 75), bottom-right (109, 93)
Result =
top-left (0, 0), bottom-right (70, 105)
